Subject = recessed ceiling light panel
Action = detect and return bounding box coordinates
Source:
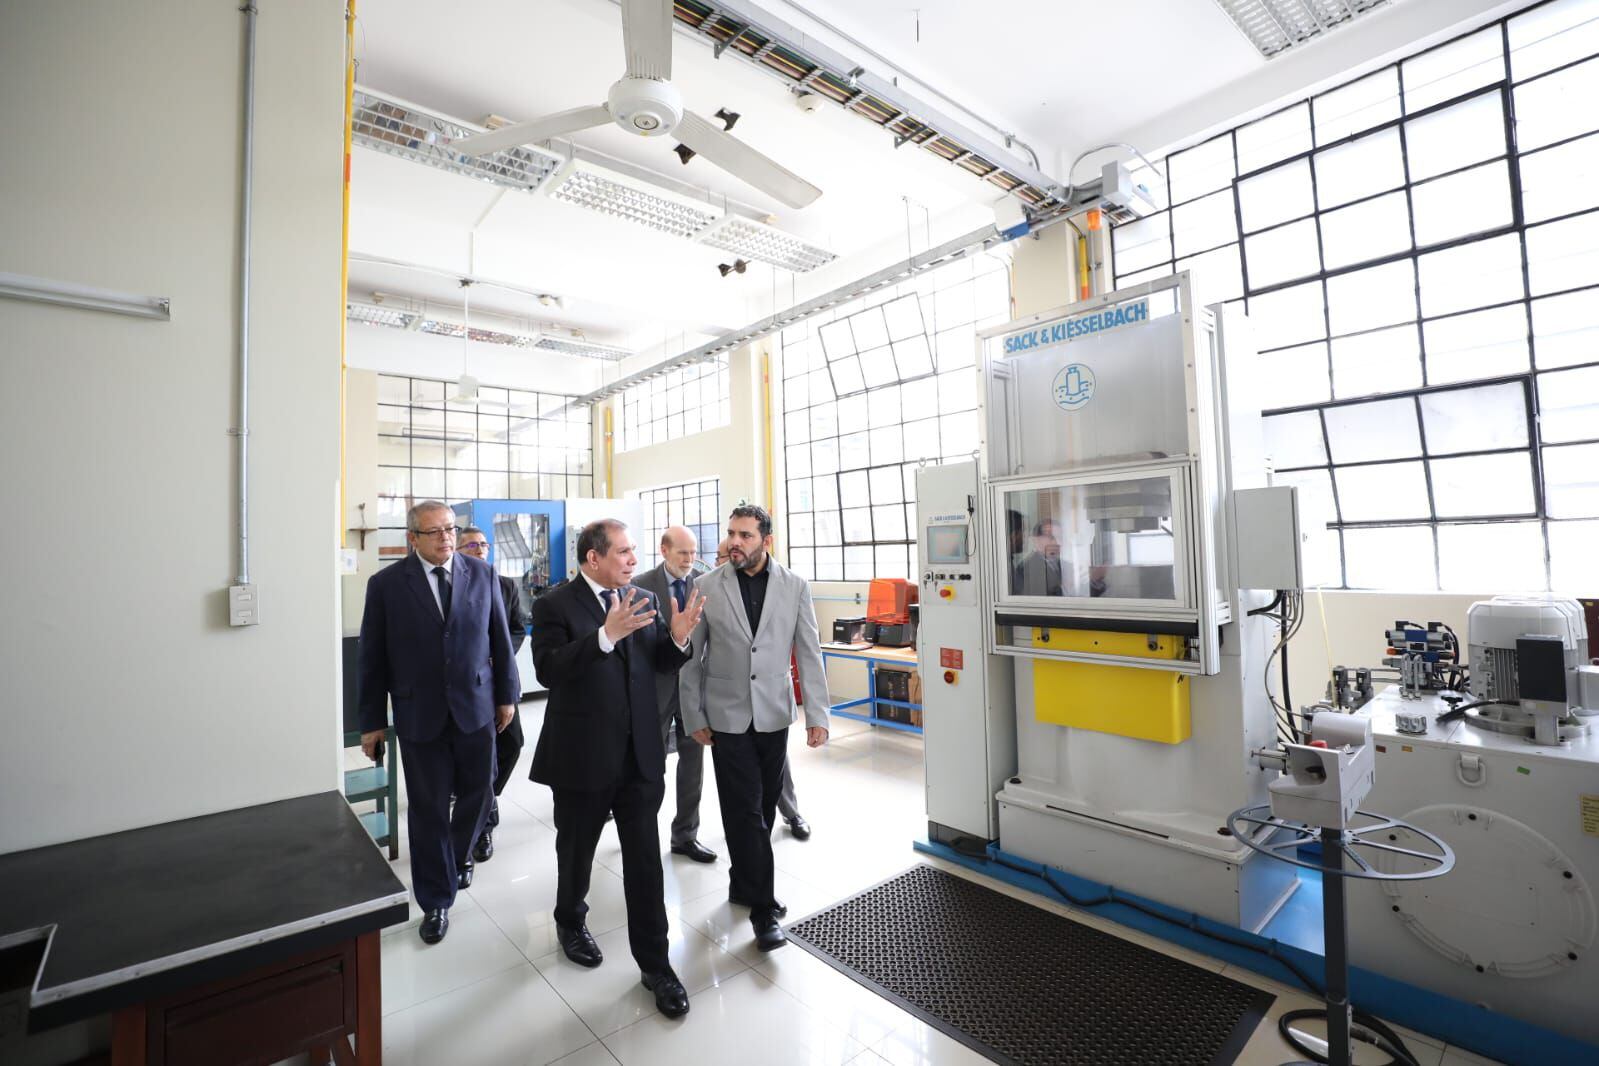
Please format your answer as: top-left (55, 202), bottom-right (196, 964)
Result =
top-left (352, 88), bottom-right (562, 191)
top-left (1212, 0), bottom-right (1395, 59)
top-left (544, 159), bottom-right (722, 240)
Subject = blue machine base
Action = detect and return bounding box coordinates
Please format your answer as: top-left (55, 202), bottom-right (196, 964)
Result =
top-left (912, 839), bottom-right (1598, 1066)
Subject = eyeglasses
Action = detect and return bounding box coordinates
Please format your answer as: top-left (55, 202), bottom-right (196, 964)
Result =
top-left (415, 525), bottom-right (458, 538)
top-left (459, 542), bottom-right (489, 552)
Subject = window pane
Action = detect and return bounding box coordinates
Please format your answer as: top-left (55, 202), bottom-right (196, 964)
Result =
top-left (892, 335), bottom-right (935, 379)
top-left (869, 425), bottom-right (904, 465)
top-left (1510, 0), bottom-right (1599, 79)
top-left (829, 356), bottom-right (865, 396)
top-left (859, 347), bottom-right (898, 389)
top-left (1537, 365), bottom-right (1599, 442)
top-left (1403, 27), bottom-right (1505, 112)
top-left (788, 547), bottom-right (815, 580)
top-left (1336, 462), bottom-right (1431, 521)
top-left (1168, 134), bottom-right (1234, 204)
top-left (1319, 191), bottom-right (1411, 271)
top-left (1172, 189), bottom-right (1238, 257)
top-left (1314, 69), bottom-right (1400, 144)
top-left (851, 307), bottom-right (890, 352)
top-left (868, 465), bottom-right (903, 503)
top-left (1260, 342), bottom-right (1331, 409)
top-left (1177, 243), bottom-right (1244, 306)
top-left (1237, 103), bottom-right (1312, 174)
top-left (1245, 218), bottom-right (1321, 288)
top-left (1404, 92), bottom-right (1506, 182)
top-left (1544, 443), bottom-right (1599, 517)
top-left (814, 546), bottom-right (842, 580)
top-left (871, 504), bottom-right (907, 541)
top-left (1512, 56), bottom-right (1599, 151)
top-left (874, 544), bottom-right (910, 582)
top-left (1550, 519), bottom-right (1599, 590)
top-left (1238, 159), bottom-right (1314, 233)
top-left (1117, 263), bottom-right (1175, 288)
top-left (1525, 210), bottom-right (1599, 295)
top-left (1424, 305), bottom-right (1531, 383)
top-left (1416, 233), bottom-right (1524, 317)
top-left (1324, 397), bottom-right (1421, 462)
top-left (1274, 468), bottom-right (1341, 586)
top-left (1411, 161), bottom-right (1513, 247)
top-left (940, 411), bottom-right (979, 458)
top-left (1438, 522), bottom-right (1545, 591)
top-left (1326, 260), bottom-right (1416, 335)
top-left (1247, 280), bottom-right (1327, 350)
top-left (1420, 382), bottom-right (1528, 454)
top-left (883, 295), bottom-right (924, 342)
top-left (1532, 287), bottom-right (1599, 368)
top-left (1264, 410), bottom-right (1328, 468)
top-left (844, 546), bottom-right (874, 581)
top-left (1331, 324), bottom-right (1421, 398)
top-left (1344, 526), bottom-right (1437, 590)
top-left (1520, 132), bottom-right (1599, 223)
top-left (1314, 128), bottom-right (1406, 209)
top-left (1113, 212), bottom-right (1172, 274)
top-left (1431, 453), bottom-right (1536, 517)
top-left (820, 319), bottom-right (855, 360)
top-left (935, 323), bottom-right (978, 370)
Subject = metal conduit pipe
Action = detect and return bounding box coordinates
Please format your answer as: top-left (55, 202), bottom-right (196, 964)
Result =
top-left (235, 0), bottom-right (259, 586)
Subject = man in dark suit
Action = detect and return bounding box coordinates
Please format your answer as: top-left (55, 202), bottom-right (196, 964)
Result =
top-left (529, 519), bottom-right (705, 1018)
top-left (359, 501), bottom-right (518, 945)
top-left (632, 525), bottom-right (716, 864)
top-left (457, 525), bottom-right (529, 863)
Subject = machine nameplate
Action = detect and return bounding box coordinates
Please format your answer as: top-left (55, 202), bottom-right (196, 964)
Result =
top-left (940, 648), bottom-right (964, 669)
top-left (1584, 794), bottom-right (1599, 837)
top-left (1001, 298), bottom-right (1150, 353)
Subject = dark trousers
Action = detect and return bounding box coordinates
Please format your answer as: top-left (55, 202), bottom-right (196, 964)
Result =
top-left (670, 731), bottom-right (800, 845)
top-left (399, 719), bottom-right (495, 911)
top-left (484, 707), bottom-right (525, 831)
top-left (710, 724), bottom-right (789, 918)
top-left (551, 736), bottom-right (670, 973)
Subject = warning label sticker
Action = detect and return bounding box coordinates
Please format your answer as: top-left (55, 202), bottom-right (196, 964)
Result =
top-left (1583, 795), bottom-right (1599, 837)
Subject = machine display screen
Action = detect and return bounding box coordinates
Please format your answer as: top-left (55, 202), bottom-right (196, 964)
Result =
top-left (926, 524), bottom-right (968, 563)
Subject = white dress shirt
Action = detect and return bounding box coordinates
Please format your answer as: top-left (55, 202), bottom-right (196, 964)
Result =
top-left (580, 570), bottom-right (688, 654)
top-left (422, 552), bottom-right (455, 619)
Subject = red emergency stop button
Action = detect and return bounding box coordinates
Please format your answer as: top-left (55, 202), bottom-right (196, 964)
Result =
top-left (939, 585), bottom-right (954, 599)
top-left (943, 670), bottom-right (956, 684)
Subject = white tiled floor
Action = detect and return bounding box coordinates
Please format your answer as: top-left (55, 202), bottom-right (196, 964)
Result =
top-left (344, 702), bottom-right (1503, 1066)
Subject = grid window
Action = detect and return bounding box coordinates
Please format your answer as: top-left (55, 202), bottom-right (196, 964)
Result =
top-left (632, 479), bottom-right (721, 570)
top-left (1112, 0), bottom-right (1599, 591)
top-left (780, 254), bottom-right (1011, 581)
top-left (618, 355), bottom-right (731, 451)
top-left (375, 375), bottom-right (593, 564)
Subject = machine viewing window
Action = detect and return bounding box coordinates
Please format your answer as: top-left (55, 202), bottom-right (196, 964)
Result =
top-left (926, 524), bottom-right (968, 564)
top-left (1002, 478), bottom-right (1178, 602)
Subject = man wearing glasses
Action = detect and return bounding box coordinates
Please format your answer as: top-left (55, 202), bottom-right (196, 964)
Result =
top-left (358, 501), bottom-right (519, 945)
top-left (457, 526), bottom-right (530, 864)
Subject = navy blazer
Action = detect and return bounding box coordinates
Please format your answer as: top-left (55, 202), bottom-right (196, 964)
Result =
top-left (528, 577), bottom-right (689, 791)
top-left (358, 552), bottom-right (519, 742)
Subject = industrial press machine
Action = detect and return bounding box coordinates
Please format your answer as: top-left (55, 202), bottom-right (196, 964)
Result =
top-left (916, 272), bottom-right (1308, 933)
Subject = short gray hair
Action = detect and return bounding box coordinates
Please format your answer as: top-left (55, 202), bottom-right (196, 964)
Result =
top-left (407, 500), bottom-right (452, 533)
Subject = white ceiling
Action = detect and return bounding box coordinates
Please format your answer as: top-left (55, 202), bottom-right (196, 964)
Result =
top-left (348, 0), bottom-right (1511, 388)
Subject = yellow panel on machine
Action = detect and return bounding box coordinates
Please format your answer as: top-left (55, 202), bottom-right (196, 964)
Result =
top-left (1029, 628), bottom-right (1191, 744)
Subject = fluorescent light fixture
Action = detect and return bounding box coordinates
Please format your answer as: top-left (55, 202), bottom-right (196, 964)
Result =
top-left (697, 215), bottom-right (837, 273)
top-left (534, 336), bottom-right (630, 362)
top-left (352, 88), bottom-right (562, 192)
top-left (347, 301), bottom-right (419, 329)
top-left (1211, 0), bottom-right (1394, 59)
top-left (0, 271), bottom-right (170, 320)
top-left (344, 301), bottom-right (630, 362)
top-left (544, 159), bottom-right (722, 240)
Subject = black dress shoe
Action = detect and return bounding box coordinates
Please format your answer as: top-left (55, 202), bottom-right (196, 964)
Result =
top-left (456, 860), bottom-right (474, 890)
top-left (752, 912), bottom-right (787, 952)
top-left (640, 969), bottom-right (690, 1018)
top-left (787, 816), bottom-right (812, 840)
top-left (670, 839), bottom-right (718, 863)
top-left (419, 909), bottom-right (449, 944)
top-left (556, 923), bottom-right (603, 968)
top-left (728, 891), bottom-right (786, 918)
top-left (473, 828), bottom-right (495, 863)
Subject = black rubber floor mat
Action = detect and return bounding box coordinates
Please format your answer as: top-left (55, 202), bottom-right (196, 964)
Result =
top-left (787, 864), bottom-right (1274, 1066)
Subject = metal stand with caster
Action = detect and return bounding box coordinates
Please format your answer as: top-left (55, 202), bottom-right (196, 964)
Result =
top-left (1227, 806), bottom-right (1454, 1066)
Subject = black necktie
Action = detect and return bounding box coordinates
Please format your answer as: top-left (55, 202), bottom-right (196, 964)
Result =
top-left (433, 566), bottom-right (451, 619)
top-left (600, 588), bottom-right (614, 613)
top-left (670, 577), bottom-right (686, 611)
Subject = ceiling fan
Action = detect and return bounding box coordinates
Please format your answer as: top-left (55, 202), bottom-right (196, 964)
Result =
top-left (452, 0), bottom-right (821, 210)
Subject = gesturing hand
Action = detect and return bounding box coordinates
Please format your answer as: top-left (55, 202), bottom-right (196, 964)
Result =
top-left (602, 586), bottom-right (657, 643)
top-left (669, 588), bottom-right (707, 646)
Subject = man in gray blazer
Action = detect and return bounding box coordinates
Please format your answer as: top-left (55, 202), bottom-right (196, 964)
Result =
top-left (632, 525), bottom-right (717, 864)
top-left (681, 505), bottom-right (830, 951)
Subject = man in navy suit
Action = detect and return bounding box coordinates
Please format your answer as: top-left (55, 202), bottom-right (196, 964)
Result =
top-left (529, 519), bottom-right (704, 1018)
top-left (359, 500), bottom-right (519, 945)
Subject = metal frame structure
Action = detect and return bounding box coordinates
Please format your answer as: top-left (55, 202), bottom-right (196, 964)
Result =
top-left (1111, 0), bottom-right (1599, 591)
top-left (633, 476), bottom-right (722, 568)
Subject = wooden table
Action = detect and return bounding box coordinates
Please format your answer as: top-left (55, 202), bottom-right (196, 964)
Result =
top-left (0, 791), bottom-right (408, 1065)
top-left (820, 643), bottom-right (923, 735)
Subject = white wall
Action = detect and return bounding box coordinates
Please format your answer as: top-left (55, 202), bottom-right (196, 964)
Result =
top-left (0, 0), bottom-right (346, 853)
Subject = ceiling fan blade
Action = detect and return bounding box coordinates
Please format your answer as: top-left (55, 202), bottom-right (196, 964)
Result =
top-left (676, 111), bottom-right (821, 209)
top-left (622, 0), bottom-right (674, 81)
top-left (453, 104), bottom-right (611, 157)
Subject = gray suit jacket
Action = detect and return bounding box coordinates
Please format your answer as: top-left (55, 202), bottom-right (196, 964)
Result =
top-left (680, 559), bottom-right (830, 735)
top-left (632, 562), bottom-right (695, 731)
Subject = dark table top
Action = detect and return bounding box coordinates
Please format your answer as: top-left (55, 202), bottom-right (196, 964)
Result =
top-left (0, 791), bottom-right (408, 1029)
